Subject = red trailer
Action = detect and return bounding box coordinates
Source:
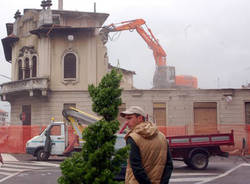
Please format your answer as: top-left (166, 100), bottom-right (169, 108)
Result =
top-left (167, 130), bottom-right (234, 170)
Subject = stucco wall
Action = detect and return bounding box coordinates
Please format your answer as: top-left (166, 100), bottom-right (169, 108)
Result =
top-left (10, 91), bottom-right (92, 125)
top-left (49, 31), bottom-right (101, 90)
top-left (9, 89), bottom-right (250, 128)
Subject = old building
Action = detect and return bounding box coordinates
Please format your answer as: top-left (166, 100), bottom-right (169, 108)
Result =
top-left (108, 64), bottom-right (136, 90)
top-left (0, 1), bottom-right (250, 151)
top-left (0, 1), bottom-right (110, 125)
top-left (0, 1), bottom-right (136, 125)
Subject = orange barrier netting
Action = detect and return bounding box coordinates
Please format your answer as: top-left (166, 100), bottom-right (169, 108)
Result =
top-left (219, 124), bottom-right (250, 154)
top-left (0, 125), bottom-right (47, 153)
top-left (0, 124), bottom-right (249, 154)
top-left (0, 125), bottom-right (82, 154)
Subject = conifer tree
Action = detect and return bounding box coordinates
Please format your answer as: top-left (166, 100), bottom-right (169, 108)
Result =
top-left (58, 69), bottom-right (129, 184)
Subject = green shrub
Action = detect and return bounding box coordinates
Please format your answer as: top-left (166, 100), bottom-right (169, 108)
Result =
top-left (58, 69), bottom-right (129, 184)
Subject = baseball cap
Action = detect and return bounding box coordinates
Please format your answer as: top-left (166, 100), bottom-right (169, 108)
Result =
top-left (120, 106), bottom-right (146, 117)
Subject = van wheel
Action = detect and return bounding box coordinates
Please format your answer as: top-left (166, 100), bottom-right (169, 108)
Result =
top-left (37, 149), bottom-right (50, 161)
top-left (190, 152), bottom-right (208, 170)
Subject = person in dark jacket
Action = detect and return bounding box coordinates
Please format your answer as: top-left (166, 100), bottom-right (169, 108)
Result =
top-left (121, 106), bottom-right (173, 184)
top-left (0, 153), bottom-right (3, 167)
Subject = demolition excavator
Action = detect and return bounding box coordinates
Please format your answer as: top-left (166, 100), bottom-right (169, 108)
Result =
top-left (101, 19), bottom-right (197, 89)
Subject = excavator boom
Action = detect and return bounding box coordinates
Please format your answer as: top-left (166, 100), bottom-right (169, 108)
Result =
top-left (104, 19), bottom-right (166, 66)
top-left (102, 18), bottom-right (198, 89)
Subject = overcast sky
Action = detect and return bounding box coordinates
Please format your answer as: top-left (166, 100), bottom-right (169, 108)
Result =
top-left (0, 0), bottom-right (250, 90)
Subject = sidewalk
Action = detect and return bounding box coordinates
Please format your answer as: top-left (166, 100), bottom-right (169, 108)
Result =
top-left (2, 154), bottom-right (19, 161)
top-left (2, 153), bottom-right (66, 162)
top-left (1, 153), bottom-right (33, 161)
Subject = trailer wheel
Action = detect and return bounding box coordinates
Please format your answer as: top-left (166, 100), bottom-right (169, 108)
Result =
top-left (37, 149), bottom-right (50, 161)
top-left (190, 152), bottom-right (208, 170)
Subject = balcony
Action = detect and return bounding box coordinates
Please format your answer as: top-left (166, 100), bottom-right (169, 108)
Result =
top-left (0, 77), bottom-right (49, 101)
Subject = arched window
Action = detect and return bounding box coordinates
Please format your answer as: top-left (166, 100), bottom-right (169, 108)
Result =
top-left (64, 53), bottom-right (76, 79)
top-left (18, 59), bottom-right (23, 80)
top-left (32, 56), bottom-right (37, 77)
top-left (24, 58), bottom-right (30, 79)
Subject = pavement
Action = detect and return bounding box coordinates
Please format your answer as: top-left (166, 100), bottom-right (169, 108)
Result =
top-left (1, 154), bottom-right (65, 162)
top-left (1, 154), bottom-right (34, 162)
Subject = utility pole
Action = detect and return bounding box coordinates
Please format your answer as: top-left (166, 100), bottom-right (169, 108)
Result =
top-left (58, 0), bottom-right (63, 10)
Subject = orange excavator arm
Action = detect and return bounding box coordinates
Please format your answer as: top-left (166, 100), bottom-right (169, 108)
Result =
top-left (103, 19), bottom-right (167, 66)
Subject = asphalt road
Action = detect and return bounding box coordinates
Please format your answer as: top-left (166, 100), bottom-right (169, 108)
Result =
top-left (0, 155), bottom-right (249, 184)
top-left (171, 156), bottom-right (250, 184)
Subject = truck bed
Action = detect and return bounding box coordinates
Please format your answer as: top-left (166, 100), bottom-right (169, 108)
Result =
top-left (166, 130), bottom-right (234, 148)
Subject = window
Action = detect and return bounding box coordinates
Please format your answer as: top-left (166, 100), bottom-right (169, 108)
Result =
top-left (53, 14), bottom-right (60, 25)
top-left (64, 53), bottom-right (76, 79)
top-left (245, 102), bottom-right (250, 124)
top-left (24, 58), bottom-right (30, 79)
top-left (18, 59), bottom-right (23, 80)
top-left (17, 47), bottom-right (38, 80)
top-left (22, 105), bottom-right (31, 126)
top-left (153, 103), bottom-right (166, 126)
top-left (50, 125), bottom-right (61, 136)
top-left (32, 56), bottom-right (37, 77)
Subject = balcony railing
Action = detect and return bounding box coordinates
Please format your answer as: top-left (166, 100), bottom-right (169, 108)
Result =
top-left (0, 77), bottom-right (49, 100)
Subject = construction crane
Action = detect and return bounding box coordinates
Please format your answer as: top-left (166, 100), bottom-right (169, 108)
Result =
top-left (101, 19), bottom-right (198, 89)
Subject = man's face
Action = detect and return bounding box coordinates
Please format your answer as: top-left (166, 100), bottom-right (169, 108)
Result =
top-left (124, 114), bottom-right (142, 129)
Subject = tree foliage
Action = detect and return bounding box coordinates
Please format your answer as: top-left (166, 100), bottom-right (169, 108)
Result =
top-left (58, 69), bottom-right (129, 184)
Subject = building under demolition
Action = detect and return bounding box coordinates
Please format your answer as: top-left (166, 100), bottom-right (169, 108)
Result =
top-left (0, 1), bottom-right (250, 152)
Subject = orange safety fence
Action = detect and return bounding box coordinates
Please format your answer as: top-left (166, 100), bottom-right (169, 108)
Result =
top-left (218, 124), bottom-right (249, 154)
top-left (0, 125), bottom-right (47, 153)
top-left (0, 124), bottom-right (250, 155)
top-left (0, 125), bottom-right (84, 154)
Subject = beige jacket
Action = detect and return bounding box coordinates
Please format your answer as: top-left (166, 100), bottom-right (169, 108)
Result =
top-left (125, 122), bottom-right (167, 184)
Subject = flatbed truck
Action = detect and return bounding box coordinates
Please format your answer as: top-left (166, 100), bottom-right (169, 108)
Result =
top-left (167, 130), bottom-right (234, 169)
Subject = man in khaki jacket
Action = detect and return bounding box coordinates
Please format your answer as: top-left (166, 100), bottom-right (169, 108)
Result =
top-left (121, 106), bottom-right (173, 184)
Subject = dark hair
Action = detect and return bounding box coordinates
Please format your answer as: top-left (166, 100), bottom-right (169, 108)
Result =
top-left (135, 113), bottom-right (145, 121)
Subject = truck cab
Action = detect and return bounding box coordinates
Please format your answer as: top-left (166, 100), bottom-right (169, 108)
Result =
top-left (26, 121), bottom-right (68, 161)
top-left (26, 120), bottom-right (126, 161)
top-left (26, 107), bottom-right (101, 161)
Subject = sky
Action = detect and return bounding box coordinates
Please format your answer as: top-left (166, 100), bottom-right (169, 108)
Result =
top-left (0, 0), bottom-right (250, 92)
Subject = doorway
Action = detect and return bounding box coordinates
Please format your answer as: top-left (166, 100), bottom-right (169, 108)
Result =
top-left (194, 102), bottom-right (217, 134)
